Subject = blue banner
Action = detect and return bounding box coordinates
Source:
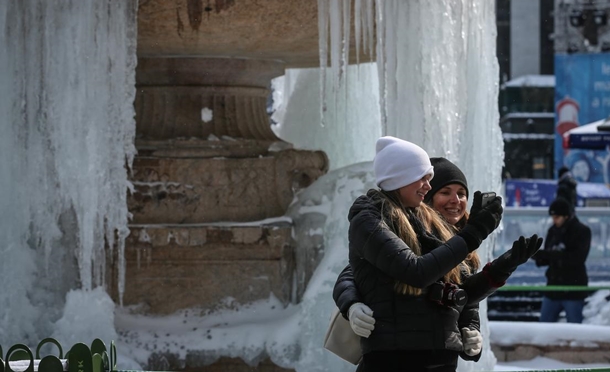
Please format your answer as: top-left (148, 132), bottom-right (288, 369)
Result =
top-left (505, 179), bottom-right (557, 207)
top-left (555, 53), bottom-right (610, 184)
top-left (568, 129), bottom-right (610, 149)
top-left (504, 179), bottom-right (610, 207)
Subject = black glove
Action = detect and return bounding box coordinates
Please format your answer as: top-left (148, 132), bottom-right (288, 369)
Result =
top-left (489, 234), bottom-right (543, 281)
top-left (532, 249), bottom-right (550, 261)
top-left (457, 191), bottom-right (503, 251)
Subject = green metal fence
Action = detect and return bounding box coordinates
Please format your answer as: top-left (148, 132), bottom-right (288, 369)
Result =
top-left (3, 320), bottom-right (610, 372)
top-left (1, 338), bottom-right (115, 372)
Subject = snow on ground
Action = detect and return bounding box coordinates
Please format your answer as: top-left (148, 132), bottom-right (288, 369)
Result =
top-left (113, 292), bottom-right (610, 371)
top-left (490, 321), bottom-right (610, 348)
top-left (491, 290), bottom-right (610, 370)
top-left (496, 357), bottom-right (610, 371)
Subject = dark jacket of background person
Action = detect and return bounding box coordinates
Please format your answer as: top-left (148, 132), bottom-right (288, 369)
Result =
top-left (346, 189), bottom-right (476, 356)
top-left (556, 167), bottom-right (578, 208)
top-left (534, 215), bottom-right (591, 299)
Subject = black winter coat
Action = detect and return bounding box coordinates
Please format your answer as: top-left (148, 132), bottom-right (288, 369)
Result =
top-left (346, 190), bottom-right (475, 355)
top-left (334, 264), bottom-right (483, 362)
top-left (336, 196), bottom-right (508, 360)
top-left (534, 216), bottom-right (591, 299)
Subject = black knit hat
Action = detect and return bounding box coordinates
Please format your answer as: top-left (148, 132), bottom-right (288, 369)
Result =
top-left (424, 157), bottom-right (469, 203)
top-left (549, 198), bottom-right (572, 216)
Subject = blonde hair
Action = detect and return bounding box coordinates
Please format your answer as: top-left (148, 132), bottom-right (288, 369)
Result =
top-left (379, 191), bottom-right (473, 296)
top-left (456, 211), bottom-right (480, 274)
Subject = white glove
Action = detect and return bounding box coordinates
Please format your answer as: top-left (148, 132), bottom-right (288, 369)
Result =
top-left (348, 302), bottom-right (375, 338)
top-left (461, 327), bottom-right (482, 356)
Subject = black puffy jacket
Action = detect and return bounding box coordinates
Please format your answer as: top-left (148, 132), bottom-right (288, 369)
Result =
top-left (334, 264), bottom-right (483, 361)
top-left (346, 190), bottom-right (475, 355)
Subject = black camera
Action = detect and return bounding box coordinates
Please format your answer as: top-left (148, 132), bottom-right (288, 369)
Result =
top-left (428, 282), bottom-right (467, 307)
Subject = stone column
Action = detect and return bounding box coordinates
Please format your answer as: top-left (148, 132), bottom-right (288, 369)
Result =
top-left (134, 57), bottom-right (281, 142)
top-left (108, 57), bottom-right (328, 316)
top-left (112, 2), bottom-right (328, 369)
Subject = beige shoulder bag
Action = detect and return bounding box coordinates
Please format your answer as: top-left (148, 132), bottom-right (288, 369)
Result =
top-left (323, 307), bottom-right (362, 365)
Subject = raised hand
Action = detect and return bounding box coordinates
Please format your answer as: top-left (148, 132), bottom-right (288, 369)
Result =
top-left (490, 234), bottom-right (544, 278)
top-left (458, 191), bottom-right (504, 251)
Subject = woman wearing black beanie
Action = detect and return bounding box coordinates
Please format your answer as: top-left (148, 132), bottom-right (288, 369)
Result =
top-left (425, 157), bottom-right (470, 228)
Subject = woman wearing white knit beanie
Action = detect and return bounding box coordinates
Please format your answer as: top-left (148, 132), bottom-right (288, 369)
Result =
top-left (373, 136), bottom-right (435, 192)
top-left (338, 136), bottom-right (504, 372)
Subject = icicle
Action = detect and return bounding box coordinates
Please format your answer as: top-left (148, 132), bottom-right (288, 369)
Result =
top-left (375, 0), bottom-right (387, 134)
top-left (354, 0), bottom-right (376, 78)
top-left (318, 0), bottom-right (329, 126)
top-left (354, 0), bottom-right (362, 65)
top-left (340, 0), bottom-right (351, 108)
top-left (0, 0), bottom-right (137, 344)
top-left (329, 0), bottom-right (342, 93)
top-left (319, 0), bottom-right (354, 94)
top-left (318, 1), bottom-right (502, 369)
top-left (341, 0), bottom-right (351, 77)
top-left (365, 0), bottom-right (375, 57)
top-left (117, 225), bottom-right (130, 307)
top-left (319, 0), bottom-right (380, 127)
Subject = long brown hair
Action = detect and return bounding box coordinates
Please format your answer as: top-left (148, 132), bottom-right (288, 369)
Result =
top-left (378, 190), bottom-right (469, 296)
top-left (453, 210), bottom-right (480, 272)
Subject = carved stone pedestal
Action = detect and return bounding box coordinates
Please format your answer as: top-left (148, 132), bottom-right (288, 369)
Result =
top-left (110, 139), bottom-right (327, 315)
top-left (128, 140), bottom-right (328, 225)
top-left (109, 221), bottom-right (294, 315)
top-left (134, 58), bottom-right (284, 141)
top-left (110, 54), bottom-right (327, 370)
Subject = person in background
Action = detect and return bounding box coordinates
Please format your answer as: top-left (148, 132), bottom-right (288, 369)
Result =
top-left (337, 136), bottom-right (513, 371)
top-left (534, 197), bottom-right (591, 323)
top-left (334, 155), bottom-right (542, 370)
top-left (556, 166), bottom-right (578, 210)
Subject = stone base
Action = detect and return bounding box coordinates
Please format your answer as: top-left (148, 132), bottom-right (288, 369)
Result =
top-left (128, 141), bottom-right (328, 224)
top-left (108, 221), bottom-right (295, 315)
top-left (492, 343), bottom-right (610, 364)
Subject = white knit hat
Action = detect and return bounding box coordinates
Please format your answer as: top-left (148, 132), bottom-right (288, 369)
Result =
top-left (374, 136), bottom-right (434, 191)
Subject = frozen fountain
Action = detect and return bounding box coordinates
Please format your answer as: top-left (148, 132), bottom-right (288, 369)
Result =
top-left (0, 1), bottom-right (502, 371)
top-left (0, 0), bottom-right (137, 349)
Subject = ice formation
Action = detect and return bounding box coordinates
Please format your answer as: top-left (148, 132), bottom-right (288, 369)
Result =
top-left (0, 0), bottom-right (138, 346)
top-left (1, 0), bottom-right (505, 371)
top-left (271, 64), bottom-right (381, 171)
top-left (306, 1), bottom-right (503, 370)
